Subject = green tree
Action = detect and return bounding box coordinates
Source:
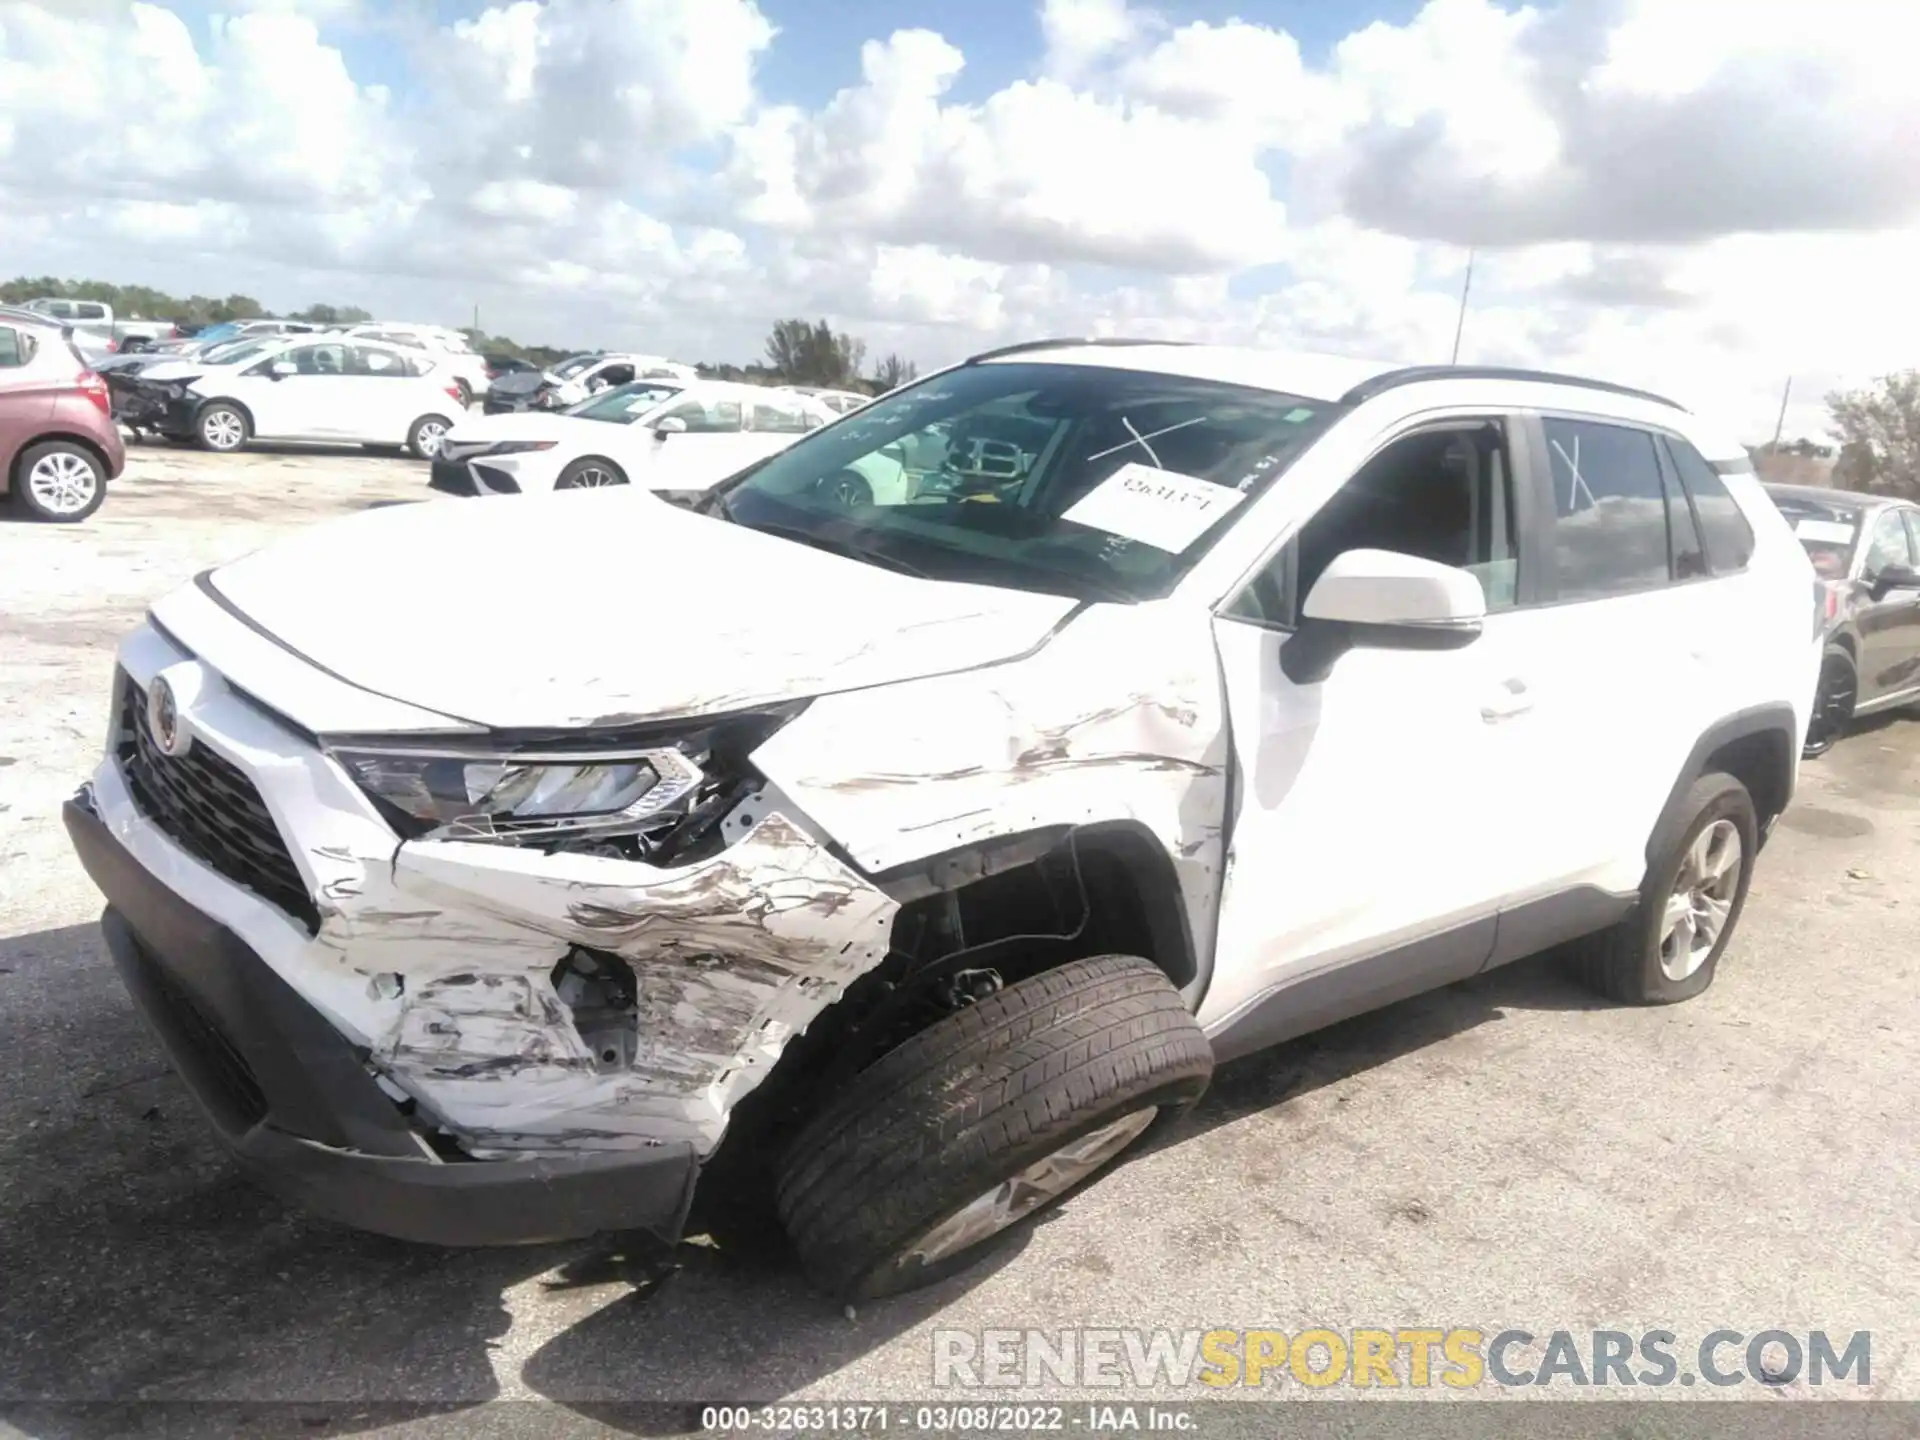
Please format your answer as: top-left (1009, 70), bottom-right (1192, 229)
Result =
top-left (872, 352), bottom-right (918, 392)
top-left (1828, 371), bottom-right (1920, 498)
top-left (764, 318), bottom-right (867, 388)
top-left (292, 302), bottom-right (372, 325)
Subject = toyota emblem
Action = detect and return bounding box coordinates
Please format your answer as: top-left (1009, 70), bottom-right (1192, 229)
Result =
top-left (147, 676), bottom-right (189, 757)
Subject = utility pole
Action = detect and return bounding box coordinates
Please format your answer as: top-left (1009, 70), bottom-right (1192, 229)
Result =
top-left (472, 303), bottom-right (480, 337)
top-left (1449, 248), bottom-right (1476, 365)
top-left (1771, 376), bottom-right (1792, 448)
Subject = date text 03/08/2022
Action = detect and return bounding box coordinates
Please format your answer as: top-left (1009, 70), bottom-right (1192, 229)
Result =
top-left (699, 1404), bottom-right (1196, 1433)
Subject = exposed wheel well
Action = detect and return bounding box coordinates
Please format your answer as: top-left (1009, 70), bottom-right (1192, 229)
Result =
top-left (1830, 633), bottom-right (1857, 661)
top-left (8, 433), bottom-right (111, 494)
top-left (704, 822), bottom-right (1197, 1186)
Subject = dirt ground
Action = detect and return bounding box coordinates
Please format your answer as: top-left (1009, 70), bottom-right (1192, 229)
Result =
top-left (2, 442), bottom-right (1918, 1433)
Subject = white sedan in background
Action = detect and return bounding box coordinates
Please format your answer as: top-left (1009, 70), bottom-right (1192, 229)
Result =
top-left (127, 336), bottom-right (468, 456)
top-left (429, 379), bottom-right (909, 501)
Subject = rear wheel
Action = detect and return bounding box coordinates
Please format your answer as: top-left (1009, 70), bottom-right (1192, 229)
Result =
top-left (818, 469), bottom-right (872, 507)
top-left (556, 457), bottom-right (628, 489)
top-left (196, 403), bottom-right (248, 453)
top-left (13, 441), bottom-right (107, 522)
top-left (776, 954), bottom-right (1212, 1301)
top-left (453, 378), bottom-right (473, 409)
top-left (1571, 772), bottom-right (1758, 1005)
top-left (1803, 646), bottom-right (1857, 758)
top-left (406, 414), bottom-right (453, 460)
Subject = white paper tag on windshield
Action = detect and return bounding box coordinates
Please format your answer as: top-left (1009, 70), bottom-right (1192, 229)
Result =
top-left (1062, 462), bottom-right (1245, 553)
top-left (1795, 518), bottom-right (1855, 544)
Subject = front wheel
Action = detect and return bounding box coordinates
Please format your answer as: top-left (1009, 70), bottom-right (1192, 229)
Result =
top-left (407, 414), bottom-right (453, 460)
top-left (1570, 772), bottom-right (1758, 1005)
top-left (1803, 646), bottom-right (1858, 759)
top-left (197, 403), bottom-right (249, 453)
top-left (818, 469), bottom-right (872, 508)
top-left (555, 457), bottom-right (628, 489)
top-left (776, 954), bottom-right (1213, 1302)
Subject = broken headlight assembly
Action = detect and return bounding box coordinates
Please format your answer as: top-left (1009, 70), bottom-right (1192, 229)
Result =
top-left (328, 702), bottom-right (804, 863)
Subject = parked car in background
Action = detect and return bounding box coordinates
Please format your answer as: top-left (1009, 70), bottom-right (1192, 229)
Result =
top-left (337, 324), bottom-right (491, 406)
top-left (122, 335), bottom-right (463, 457)
top-left (134, 318), bottom-right (326, 361)
top-left (482, 352), bottom-right (698, 414)
top-left (432, 379), bottom-right (842, 495)
top-left (0, 312), bottom-right (125, 521)
top-left (483, 354), bottom-right (538, 383)
top-left (782, 385), bottom-right (871, 414)
top-left (1766, 483), bottom-right (1920, 756)
top-left (18, 297), bottom-right (178, 354)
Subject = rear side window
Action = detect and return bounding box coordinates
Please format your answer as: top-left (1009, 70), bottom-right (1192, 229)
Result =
top-left (1861, 510), bottom-right (1917, 580)
top-left (1666, 438), bottom-right (1756, 571)
top-left (1543, 417), bottom-right (1676, 601)
top-left (76, 303), bottom-right (109, 321)
top-left (0, 327), bottom-right (36, 368)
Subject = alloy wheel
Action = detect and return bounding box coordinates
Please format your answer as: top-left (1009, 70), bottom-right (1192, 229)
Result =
top-left (1658, 819), bottom-right (1743, 982)
top-left (202, 411), bottom-right (244, 450)
top-left (899, 1107), bottom-right (1158, 1269)
top-left (26, 451), bottom-right (100, 517)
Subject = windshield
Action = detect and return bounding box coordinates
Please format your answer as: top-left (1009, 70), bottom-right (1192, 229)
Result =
top-left (551, 354), bottom-right (602, 380)
top-left (564, 382), bottom-right (685, 423)
top-left (194, 322), bottom-right (241, 344)
top-left (715, 361), bottom-right (1336, 601)
top-left (1772, 495), bottom-right (1861, 578)
top-left (207, 340), bottom-right (279, 369)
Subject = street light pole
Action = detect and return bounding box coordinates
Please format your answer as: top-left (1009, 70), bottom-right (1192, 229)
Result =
top-left (1449, 248), bottom-right (1476, 365)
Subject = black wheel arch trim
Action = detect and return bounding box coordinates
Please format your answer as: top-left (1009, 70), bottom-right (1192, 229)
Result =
top-left (1655, 702), bottom-right (1799, 860)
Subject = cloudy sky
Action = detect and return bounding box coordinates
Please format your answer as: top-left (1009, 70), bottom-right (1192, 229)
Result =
top-left (3, 0), bottom-right (1915, 440)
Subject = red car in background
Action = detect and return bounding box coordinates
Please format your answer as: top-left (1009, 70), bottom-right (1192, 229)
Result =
top-left (0, 307), bottom-right (126, 522)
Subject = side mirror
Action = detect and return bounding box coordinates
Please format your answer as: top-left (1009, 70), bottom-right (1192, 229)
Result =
top-left (269, 360), bottom-right (296, 378)
top-left (652, 416), bottom-right (688, 437)
top-left (1869, 563), bottom-right (1920, 601)
top-left (1282, 549), bottom-right (1486, 685)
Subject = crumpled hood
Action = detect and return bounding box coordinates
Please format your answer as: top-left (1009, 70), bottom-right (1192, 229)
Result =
top-left (198, 487), bottom-right (1080, 732)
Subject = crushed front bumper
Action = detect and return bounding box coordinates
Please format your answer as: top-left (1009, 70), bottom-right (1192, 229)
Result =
top-left (68, 619), bottom-right (899, 1243)
top-left (65, 793), bottom-right (699, 1246)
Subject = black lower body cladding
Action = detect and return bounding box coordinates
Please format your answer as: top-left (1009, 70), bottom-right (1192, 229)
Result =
top-left (62, 792), bottom-right (698, 1247)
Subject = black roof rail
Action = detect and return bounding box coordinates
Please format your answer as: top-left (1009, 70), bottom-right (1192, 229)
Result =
top-left (1340, 365), bottom-right (1686, 413)
top-left (964, 336), bottom-right (1192, 365)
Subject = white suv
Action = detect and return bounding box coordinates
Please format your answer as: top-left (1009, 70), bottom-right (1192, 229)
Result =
top-left (65, 341), bottom-right (1819, 1301)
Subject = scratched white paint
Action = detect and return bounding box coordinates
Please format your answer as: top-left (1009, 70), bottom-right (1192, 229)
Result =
top-left (95, 624), bottom-right (897, 1156)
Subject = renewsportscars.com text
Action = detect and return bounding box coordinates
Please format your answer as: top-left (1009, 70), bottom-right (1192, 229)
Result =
top-left (931, 1328), bottom-right (1872, 1391)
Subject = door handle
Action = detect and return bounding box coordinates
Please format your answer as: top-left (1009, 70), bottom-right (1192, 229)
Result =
top-left (1481, 678), bottom-right (1533, 722)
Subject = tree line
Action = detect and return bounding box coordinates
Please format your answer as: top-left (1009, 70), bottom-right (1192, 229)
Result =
top-left (2, 277), bottom-right (922, 397)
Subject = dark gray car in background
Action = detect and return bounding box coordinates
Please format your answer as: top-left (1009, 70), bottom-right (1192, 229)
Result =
top-left (1766, 483), bottom-right (1920, 756)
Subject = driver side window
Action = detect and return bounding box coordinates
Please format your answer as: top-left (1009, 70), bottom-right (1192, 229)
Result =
top-left (1227, 420), bottom-right (1519, 629)
top-left (1861, 511), bottom-right (1916, 581)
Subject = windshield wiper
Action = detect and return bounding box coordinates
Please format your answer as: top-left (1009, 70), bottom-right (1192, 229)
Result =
top-left (739, 520), bottom-right (931, 578)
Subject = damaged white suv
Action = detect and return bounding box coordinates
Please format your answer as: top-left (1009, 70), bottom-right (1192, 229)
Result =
top-left (67, 341), bottom-right (1819, 1300)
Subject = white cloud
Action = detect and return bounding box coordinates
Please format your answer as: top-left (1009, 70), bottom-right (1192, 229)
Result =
top-left (0, 0), bottom-right (1914, 443)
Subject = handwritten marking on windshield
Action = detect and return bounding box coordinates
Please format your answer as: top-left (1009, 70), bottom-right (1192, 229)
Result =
top-left (1086, 415), bottom-right (1208, 465)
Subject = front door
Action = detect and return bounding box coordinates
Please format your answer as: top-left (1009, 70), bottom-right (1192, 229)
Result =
top-left (1199, 417), bottom-right (1543, 1052)
top-left (1854, 508), bottom-right (1920, 704)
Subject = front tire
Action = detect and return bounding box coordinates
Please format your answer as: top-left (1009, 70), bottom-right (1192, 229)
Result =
top-left (776, 954), bottom-right (1213, 1302)
top-left (555, 457), bottom-right (628, 489)
top-left (1803, 645), bottom-right (1857, 758)
top-left (406, 414), bottom-right (453, 460)
top-left (13, 441), bottom-right (107, 522)
top-left (196, 402), bottom-right (249, 453)
top-left (1571, 772), bottom-right (1758, 1005)
top-left (819, 469), bottom-right (872, 507)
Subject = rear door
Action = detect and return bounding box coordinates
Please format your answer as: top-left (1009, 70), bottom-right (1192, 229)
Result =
top-left (630, 392), bottom-right (753, 489)
top-left (344, 344), bottom-right (427, 441)
top-left (1853, 508), bottom-right (1920, 702)
top-left (0, 325), bottom-right (57, 472)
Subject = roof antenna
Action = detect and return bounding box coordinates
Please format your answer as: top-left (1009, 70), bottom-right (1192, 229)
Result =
top-left (1449, 247), bottom-right (1476, 365)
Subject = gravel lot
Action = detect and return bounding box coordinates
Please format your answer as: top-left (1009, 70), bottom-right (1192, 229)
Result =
top-left (2, 444), bottom-right (1918, 1430)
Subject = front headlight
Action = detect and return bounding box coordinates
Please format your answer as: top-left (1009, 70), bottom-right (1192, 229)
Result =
top-left (479, 440), bottom-right (558, 457)
top-left (333, 746), bottom-right (703, 842)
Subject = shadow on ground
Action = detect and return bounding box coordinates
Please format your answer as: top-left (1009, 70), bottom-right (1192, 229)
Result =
top-left (0, 915), bottom-right (1618, 1438)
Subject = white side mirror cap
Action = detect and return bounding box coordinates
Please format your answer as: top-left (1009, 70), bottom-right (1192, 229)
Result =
top-left (1302, 548), bottom-right (1487, 628)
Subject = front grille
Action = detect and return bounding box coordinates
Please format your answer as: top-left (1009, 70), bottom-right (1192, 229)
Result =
top-left (117, 673), bottom-right (321, 933)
